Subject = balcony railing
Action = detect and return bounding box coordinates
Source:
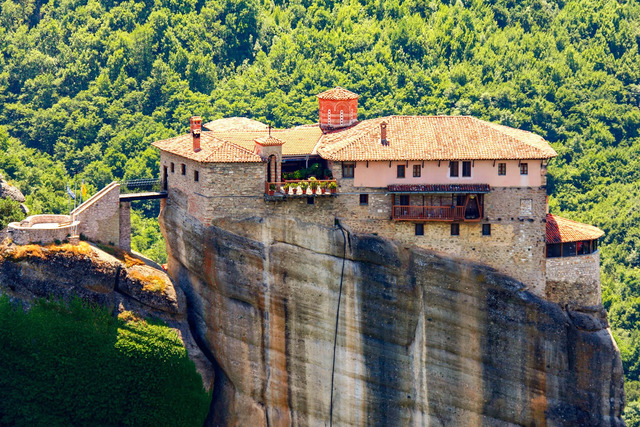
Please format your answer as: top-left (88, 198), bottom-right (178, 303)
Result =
top-left (265, 179), bottom-right (338, 197)
top-left (392, 205), bottom-right (482, 221)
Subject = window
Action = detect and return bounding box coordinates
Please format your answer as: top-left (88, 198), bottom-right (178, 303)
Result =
top-left (462, 161), bottom-right (471, 177)
top-left (451, 223), bottom-right (460, 236)
top-left (360, 194), bottom-right (369, 205)
top-left (342, 162), bottom-right (354, 178)
top-left (546, 243), bottom-right (561, 258)
top-left (482, 224), bottom-right (491, 236)
top-left (520, 163), bottom-right (528, 175)
top-left (194, 170), bottom-right (199, 182)
top-left (340, 110), bottom-right (344, 125)
top-left (171, 162), bottom-right (175, 173)
top-left (449, 161), bottom-right (459, 177)
top-left (307, 197), bottom-right (314, 205)
top-left (498, 163), bottom-right (506, 175)
top-left (413, 165), bottom-right (421, 177)
top-left (181, 164), bottom-right (186, 175)
top-left (397, 165), bottom-right (405, 178)
top-left (415, 224), bottom-right (424, 236)
top-left (562, 241), bottom-right (576, 256)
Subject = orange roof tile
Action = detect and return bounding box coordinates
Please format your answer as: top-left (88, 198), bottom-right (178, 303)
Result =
top-left (316, 116), bottom-right (557, 161)
top-left (255, 135), bottom-right (286, 146)
top-left (152, 133), bottom-right (262, 163)
top-left (316, 87), bottom-right (359, 100)
top-left (546, 214), bottom-right (605, 244)
top-left (209, 125), bottom-right (323, 156)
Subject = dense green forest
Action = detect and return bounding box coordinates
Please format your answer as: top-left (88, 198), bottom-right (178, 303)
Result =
top-left (1, 0), bottom-right (640, 421)
top-left (0, 296), bottom-right (210, 425)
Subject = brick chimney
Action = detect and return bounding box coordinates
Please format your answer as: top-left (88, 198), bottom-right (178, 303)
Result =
top-left (380, 121), bottom-right (388, 145)
top-left (190, 116), bottom-right (202, 152)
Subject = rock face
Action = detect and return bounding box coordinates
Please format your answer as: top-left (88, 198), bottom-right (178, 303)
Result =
top-left (0, 173), bottom-right (28, 214)
top-left (0, 240), bottom-right (214, 390)
top-left (160, 204), bottom-right (625, 426)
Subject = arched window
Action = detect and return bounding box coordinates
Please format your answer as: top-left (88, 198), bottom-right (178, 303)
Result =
top-left (340, 110), bottom-right (344, 125)
top-left (327, 109), bottom-right (331, 124)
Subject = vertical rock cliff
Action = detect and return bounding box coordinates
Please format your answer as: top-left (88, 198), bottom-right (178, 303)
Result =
top-left (160, 204), bottom-right (624, 426)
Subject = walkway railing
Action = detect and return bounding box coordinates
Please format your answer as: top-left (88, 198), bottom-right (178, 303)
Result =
top-left (118, 179), bottom-right (162, 194)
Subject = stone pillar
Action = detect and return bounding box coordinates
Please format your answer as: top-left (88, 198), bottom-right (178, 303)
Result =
top-left (119, 202), bottom-right (131, 251)
top-left (270, 157), bottom-right (276, 183)
top-left (276, 155), bottom-right (282, 183)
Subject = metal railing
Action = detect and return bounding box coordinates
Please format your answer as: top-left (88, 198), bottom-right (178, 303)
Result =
top-left (118, 178), bottom-right (162, 194)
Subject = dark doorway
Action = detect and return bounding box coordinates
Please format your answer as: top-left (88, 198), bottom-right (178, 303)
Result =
top-left (163, 166), bottom-right (168, 191)
top-left (465, 196), bottom-right (480, 219)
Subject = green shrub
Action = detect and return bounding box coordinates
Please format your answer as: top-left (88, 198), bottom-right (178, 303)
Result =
top-left (0, 296), bottom-right (211, 426)
top-left (0, 197), bottom-right (24, 230)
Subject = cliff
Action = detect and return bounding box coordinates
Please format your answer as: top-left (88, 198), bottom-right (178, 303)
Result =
top-left (0, 239), bottom-right (214, 390)
top-left (160, 204), bottom-right (625, 426)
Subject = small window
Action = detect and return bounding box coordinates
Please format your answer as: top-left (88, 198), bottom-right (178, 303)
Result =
top-left (342, 162), bottom-right (354, 178)
top-left (397, 165), bottom-right (405, 178)
top-left (520, 163), bottom-right (528, 175)
top-left (462, 161), bottom-right (471, 177)
top-left (498, 163), bottom-right (506, 175)
top-left (562, 241), bottom-right (576, 257)
top-left (413, 165), bottom-right (421, 177)
top-left (451, 223), bottom-right (460, 236)
top-left (449, 161), bottom-right (459, 177)
top-left (360, 194), bottom-right (369, 205)
top-left (482, 224), bottom-right (491, 236)
top-left (546, 243), bottom-right (561, 258)
top-left (181, 164), bottom-right (186, 175)
top-left (307, 197), bottom-right (314, 205)
top-left (170, 163), bottom-right (175, 173)
top-left (415, 223), bottom-right (424, 236)
top-left (194, 170), bottom-right (199, 182)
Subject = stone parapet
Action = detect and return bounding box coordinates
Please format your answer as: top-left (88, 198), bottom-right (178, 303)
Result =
top-left (546, 251), bottom-right (602, 307)
top-left (7, 214), bottom-right (76, 245)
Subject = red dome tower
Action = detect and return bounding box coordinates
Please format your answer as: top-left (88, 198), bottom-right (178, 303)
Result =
top-left (317, 87), bottom-right (359, 129)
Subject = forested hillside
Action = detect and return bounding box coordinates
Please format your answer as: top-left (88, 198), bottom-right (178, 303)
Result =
top-left (1, 0), bottom-right (640, 420)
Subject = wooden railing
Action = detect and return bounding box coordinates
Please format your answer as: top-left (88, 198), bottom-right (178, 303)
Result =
top-left (265, 179), bottom-right (338, 196)
top-left (392, 205), bottom-right (482, 221)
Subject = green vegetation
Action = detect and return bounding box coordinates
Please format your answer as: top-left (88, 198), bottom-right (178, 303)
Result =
top-left (0, 197), bottom-right (24, 229)
top-left (0, 296), bottom-right (210, 426)
top-left (1, 0), bottom-right (640, 420)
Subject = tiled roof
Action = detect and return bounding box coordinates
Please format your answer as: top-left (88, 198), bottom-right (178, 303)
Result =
top-left (546, 214), bottom-right (605, 244)
top-left (208, 125), bottom-right (323, 156)
top-left (316, 87), bottom-right (359, 100)
top-left (388, 184), bottom-right (491, 193)
top-left (316, 116), bottom-right (557, 161)
top-left (203, 117), bottom-right (269, 132)
top-left (152, 133), bottom-right (262, 163)
top-left (255, 135), bottom-right (286, 146)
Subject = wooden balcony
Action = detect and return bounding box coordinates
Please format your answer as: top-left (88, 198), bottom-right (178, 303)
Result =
top-left (392, 205), bottom-right (483, 222)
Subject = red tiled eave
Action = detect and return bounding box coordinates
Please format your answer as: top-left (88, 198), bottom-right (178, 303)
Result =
top-left (388, 184), bottom-right (490, 193)
top-left (316, 116), bottom-right (557, 161)
top-left (316, 87), bottom-right (359, 101)
top-left (546, 214), bottom-right (605, 244)
top-left (152, 133), bottom-right (262, 163)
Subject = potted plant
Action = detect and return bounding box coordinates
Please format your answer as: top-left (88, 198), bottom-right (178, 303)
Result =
top-left (319, 181), bottom-right (327, 195)
top-left (309, 177), bottom-right (319, 194)
top-left (268, 183), bottom-right (276, 196)
top-left (283, 183), bottom-right (290, 194)
top-left (300, 181), bottom-right (309, 194)
top-left (328, 181), bottom-right (338, 194)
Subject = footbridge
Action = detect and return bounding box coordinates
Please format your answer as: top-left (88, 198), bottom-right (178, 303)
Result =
top-left (118, 179), bottom-right (167, 202)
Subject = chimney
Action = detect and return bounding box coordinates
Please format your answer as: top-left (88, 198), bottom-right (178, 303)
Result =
top-left (380, 121), bottom-right (388, 145)
top-left (190, 116), bottom-right (202, 152)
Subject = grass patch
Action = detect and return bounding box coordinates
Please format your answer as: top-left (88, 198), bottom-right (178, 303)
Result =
top-left (129, 269), bottom-right (167, 294)
top-left (1, 241), bottom-right (93, 261)
top-left (0, 296), bottom-right (211, 426)
top-left (96, 243), bottom-right (145, 267)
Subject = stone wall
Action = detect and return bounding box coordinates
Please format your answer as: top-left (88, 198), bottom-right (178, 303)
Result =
top-left (119, 202), bottom-right (131, 251)
top-left (546, 251), bottom-right (602, 307)
top-left (328, 161), bottom-right (548, 295)
top-left (7, 215), bottom-right (76, 245)
top-left (72, 182), bottom-right (121, 245)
